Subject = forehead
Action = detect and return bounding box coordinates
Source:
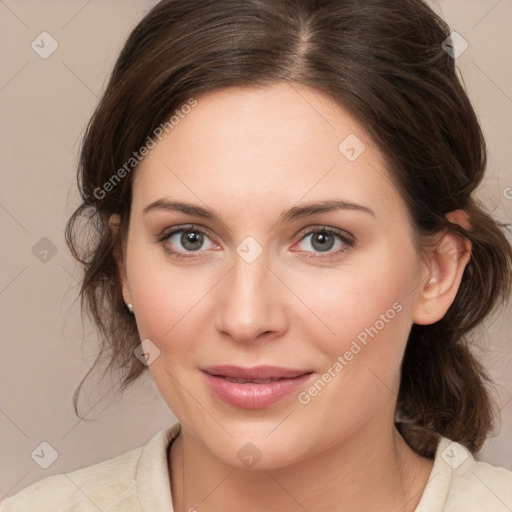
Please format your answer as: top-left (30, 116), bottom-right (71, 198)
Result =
top-left (132, 83), bottom-right (405, 222)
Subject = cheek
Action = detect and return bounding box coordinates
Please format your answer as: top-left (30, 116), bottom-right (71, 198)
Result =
top-left (127, 258), bottom-right (214, 417)
top-left (291, 263), bottom-right (416, 441)
top-left (288, 249), bottom-right (419, 433)
top-left (292, 250), bottom-right (418, 359)
top-left (126, 237), bottom-right (215, 345)
top-left (132, 280), bottom-right (212, 354)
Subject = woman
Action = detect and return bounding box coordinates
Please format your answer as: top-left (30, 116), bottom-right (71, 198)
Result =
top-left (2, 0), bottom-right (511, 510)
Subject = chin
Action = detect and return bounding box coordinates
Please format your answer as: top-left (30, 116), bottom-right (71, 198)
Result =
top-left (204, 423), bottom-right (317, 471)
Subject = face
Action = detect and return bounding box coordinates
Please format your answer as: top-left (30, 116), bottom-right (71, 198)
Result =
top-left (118, 82), bottom-right (429, 469)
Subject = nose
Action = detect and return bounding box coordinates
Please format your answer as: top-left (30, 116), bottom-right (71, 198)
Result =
top-left (214, 251), bottom-right (289, 344)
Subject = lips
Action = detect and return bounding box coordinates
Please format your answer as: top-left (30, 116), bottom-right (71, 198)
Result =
top-left (222, 377), bottom-right (278, 384)
top-left (203, 365), bottom-right (310, 380)
top-left (202, 365), bottom-right (314, 409)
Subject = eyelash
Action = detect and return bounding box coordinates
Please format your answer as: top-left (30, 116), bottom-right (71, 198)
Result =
top-left (155, 224), bottom-right (355, 260)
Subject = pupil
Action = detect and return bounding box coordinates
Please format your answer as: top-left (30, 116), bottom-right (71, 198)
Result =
top-left (313, 232), bottom-right (334, 252)
top-left (182, 231), bottom-right (203, 251)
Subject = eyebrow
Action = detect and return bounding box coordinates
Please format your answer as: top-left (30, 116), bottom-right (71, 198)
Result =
top-left (142, 198), bottom-right (376, 227)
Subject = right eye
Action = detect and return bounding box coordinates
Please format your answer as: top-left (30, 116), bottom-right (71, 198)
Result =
top-left (157, 224), bottom-right (217, 259)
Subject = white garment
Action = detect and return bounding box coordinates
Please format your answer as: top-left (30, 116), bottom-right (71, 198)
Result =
top-left (1, 422), bottom-right (511, 511)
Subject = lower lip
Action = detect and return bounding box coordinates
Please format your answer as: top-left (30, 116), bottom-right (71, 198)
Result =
top-left (202, 371), bottom-right (314, 409)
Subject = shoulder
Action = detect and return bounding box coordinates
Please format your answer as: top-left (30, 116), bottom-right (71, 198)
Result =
top-left (446, 446), bottom-right (512, 511)
top-left (0, 445), bottom-right (143, 511)
top-left (0, 423), bottom-right (180, 512)
top-left (416, 436), bottom-right (512, 512)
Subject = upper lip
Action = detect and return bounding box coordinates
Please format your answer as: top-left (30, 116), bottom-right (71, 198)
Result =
top-left (202, 365), bottom-right (312, 380)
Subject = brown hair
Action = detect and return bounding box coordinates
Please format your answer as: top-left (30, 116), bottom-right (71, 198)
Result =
top-left (65, 0), bottom-right (512, 457)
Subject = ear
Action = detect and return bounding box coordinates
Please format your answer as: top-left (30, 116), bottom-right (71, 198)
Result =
top-left (413, 210), bottom-right (471, 325)
top-left (109, 213), bottom-right (132, 307)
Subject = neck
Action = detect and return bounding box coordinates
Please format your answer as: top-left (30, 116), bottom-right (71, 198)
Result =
top-left (168, 419), bottom-right (434, 512)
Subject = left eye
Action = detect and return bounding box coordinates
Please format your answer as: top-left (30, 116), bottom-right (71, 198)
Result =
top-left (293, 227), bottom-right (354, 256)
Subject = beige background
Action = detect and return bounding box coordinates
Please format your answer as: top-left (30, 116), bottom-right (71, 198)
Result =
top-left (1, 0), bottom-right (511, 499)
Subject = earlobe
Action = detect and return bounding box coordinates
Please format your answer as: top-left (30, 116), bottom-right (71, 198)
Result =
top-left (109, 214), bottom-right (132, 307)
top-left (413, 212), bottom-right (471, 325)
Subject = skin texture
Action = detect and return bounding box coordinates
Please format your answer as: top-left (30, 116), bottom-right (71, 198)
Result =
top-left (111, 82), bottom-right (471, 512)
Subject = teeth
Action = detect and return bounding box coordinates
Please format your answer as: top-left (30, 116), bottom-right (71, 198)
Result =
top-left (223, 377), bottom-right (275, 384)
